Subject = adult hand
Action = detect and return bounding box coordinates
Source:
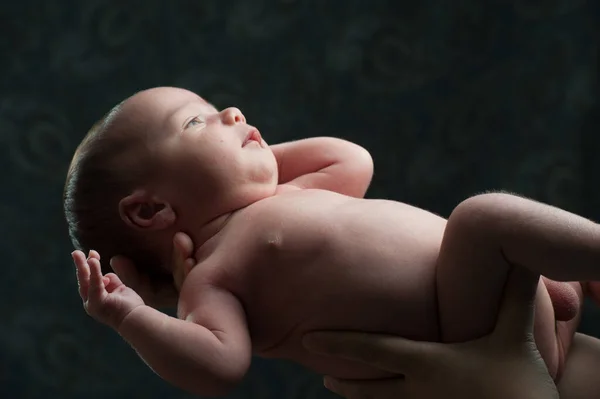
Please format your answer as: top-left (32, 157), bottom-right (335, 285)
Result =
top-left (109, 233), bottom-right (195, 308)
top-left (303, 266), bottom-right (559, 399)
top-left (171, 233), bottom-right (196, 291)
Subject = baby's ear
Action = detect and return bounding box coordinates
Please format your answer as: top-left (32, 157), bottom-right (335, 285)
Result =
top-left (119, 190), bottom-right (176, 231)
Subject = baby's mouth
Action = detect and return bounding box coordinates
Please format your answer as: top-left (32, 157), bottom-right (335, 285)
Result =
top-left (243, 129), bottom-right (262, 147)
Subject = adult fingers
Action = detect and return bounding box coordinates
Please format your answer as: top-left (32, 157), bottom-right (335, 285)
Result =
top-left (323, 376), bottom-right (408, 399)
top-left (303, 331), bottom-right (440, 375)
top-left (174, 232), bottom-right (194, 258)
top-left (493, 265), bottom-right (539, 343)
top-left (184, 258), bottom-right (195, 276)
top-left (171, 233), bottom-right (195, 291)
top-left (172, 232), bottom-right (194, 269)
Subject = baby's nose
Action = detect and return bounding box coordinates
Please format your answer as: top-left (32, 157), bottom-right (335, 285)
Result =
top-left (221, 107), bottom-right (246, 125)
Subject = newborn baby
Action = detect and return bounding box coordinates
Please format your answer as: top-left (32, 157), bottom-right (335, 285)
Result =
top-left (65, 87), bottom-right (593, 397)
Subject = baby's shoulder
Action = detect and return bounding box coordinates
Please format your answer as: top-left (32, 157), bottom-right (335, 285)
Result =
top-left (243, 190), bottom-right (353, 239)
top-left (237, 190), bottom-right (342, 231)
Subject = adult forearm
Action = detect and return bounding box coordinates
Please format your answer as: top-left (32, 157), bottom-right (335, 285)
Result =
top-left (117, 306), bottom-right (249, 397)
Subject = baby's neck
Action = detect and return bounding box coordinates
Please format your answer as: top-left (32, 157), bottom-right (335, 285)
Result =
top-left (184, 190), bottom-right (278, 264)
top-left (187, 212), bottom-right (235, 263)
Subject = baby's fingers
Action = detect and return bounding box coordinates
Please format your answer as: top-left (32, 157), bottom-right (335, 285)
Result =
top-left (103, 273), bottom-right (125, 293)
top-left (72, 250), bottom-right (90, 301)
top-left (87, 256), bottom-right (106, 302)
top-left (88, 249), bottom-right (101, 261)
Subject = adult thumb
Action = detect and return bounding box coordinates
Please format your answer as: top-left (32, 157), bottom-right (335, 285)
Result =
top-left (303, 331), bottom-right (444, 375)
top-left (492, 265), bottom-right (539, 343)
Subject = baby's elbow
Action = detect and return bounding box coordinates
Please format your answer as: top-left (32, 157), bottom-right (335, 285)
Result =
top-left (176, 340), bottom-right (251, 398)
top-left (354, 145), bottom-right (374, 177)
top-left (325, 137), bottom-right (374, 175)
top-left (184, 363), bottom-right (248, 398)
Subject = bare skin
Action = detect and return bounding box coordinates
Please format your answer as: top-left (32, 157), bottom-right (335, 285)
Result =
top-left (301, 275), bottom-right (600, 399)
top-left (71, 87), bottom-right (594, 397)
top-left (173, 190), bottom-right (584, 380)
top-left (303, 265), bottom-right (561, 399)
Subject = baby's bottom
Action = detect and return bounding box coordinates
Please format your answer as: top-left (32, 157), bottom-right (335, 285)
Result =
top-left (435, 193), bottom-right (593, 380)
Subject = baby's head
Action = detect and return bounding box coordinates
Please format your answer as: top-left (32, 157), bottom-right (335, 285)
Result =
top-left (64, 87), bottom-right (278, 281)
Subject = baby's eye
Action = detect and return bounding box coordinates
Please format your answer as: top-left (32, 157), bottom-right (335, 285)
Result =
top-left (186, 117), bottom-right (205, 128)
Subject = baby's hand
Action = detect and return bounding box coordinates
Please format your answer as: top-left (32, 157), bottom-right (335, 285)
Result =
top-left (73, 250), bottom-right (145, 330)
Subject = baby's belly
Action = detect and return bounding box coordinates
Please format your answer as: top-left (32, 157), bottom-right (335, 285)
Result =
top-left (247, 268), bottom-right (442, 379)
top-left (254, 313), bottom-right (439, 380)
top-left (242, 204), bottom-right (447, 379)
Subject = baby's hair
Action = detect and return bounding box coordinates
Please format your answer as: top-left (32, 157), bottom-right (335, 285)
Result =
top-left (63, 100), bottom-right (171, 284)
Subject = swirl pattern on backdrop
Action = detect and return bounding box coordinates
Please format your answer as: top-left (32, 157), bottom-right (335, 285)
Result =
top-left (1, 0), bottom-right (598, 398)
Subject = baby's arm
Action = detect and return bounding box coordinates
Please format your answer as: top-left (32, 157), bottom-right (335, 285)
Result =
top-left (557, 333), bottom-right (600, 399)
top-left (118, 284), bottom-right (251, 396)
top-left (270, 137), bottom-right (373, 197)
top-left (73, 250), bottom-right (251, 397)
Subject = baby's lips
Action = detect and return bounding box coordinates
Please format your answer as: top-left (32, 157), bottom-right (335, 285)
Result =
top-left (243, 128), bottom-right (262, 146)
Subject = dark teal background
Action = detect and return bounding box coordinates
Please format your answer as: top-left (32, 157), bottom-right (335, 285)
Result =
top-left (2, 0), bottom-right (600, 398)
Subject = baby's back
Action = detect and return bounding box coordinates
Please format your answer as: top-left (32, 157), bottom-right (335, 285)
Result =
top-left (200, 189), bottom-right (447, 378)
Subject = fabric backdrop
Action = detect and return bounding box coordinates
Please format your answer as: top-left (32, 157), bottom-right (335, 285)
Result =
top-left (2, 0), bottom-right (599, 398)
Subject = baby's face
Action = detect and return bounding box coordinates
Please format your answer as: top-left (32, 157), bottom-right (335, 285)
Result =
top-left (123, 87), bottom-right (278, 218)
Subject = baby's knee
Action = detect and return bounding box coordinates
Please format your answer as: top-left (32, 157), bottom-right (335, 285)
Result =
top-left (446, 193), bottom-right (511, 234)
top-left (449, 192), bottom-right (529, 231)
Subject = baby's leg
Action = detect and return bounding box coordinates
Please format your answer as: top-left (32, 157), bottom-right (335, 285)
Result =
top-left (436, 192), bottom-right (600, 343)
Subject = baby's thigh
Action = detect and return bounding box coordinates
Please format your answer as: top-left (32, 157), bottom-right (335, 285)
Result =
top-left (435, 228), bottom-right (571, 380)
top-left (435, 228), bottom-right (511, 343)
